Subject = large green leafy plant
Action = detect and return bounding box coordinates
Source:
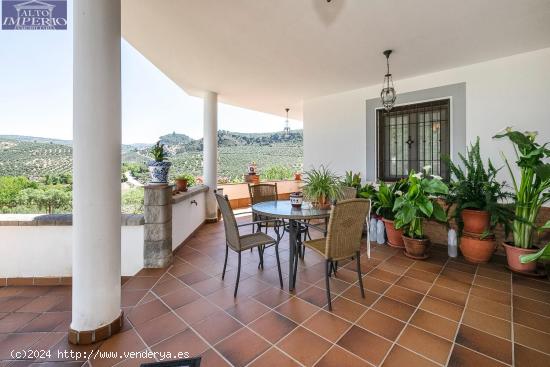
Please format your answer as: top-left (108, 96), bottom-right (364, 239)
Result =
top-left (393, 168), bottom-right (449, 239)
top-left (445, 137), bottom-right (513, 236)
top-left (301, 166), bottom-right (342, 203)
top-left (493, 129), bottom-right (550, 248)
top-left (360, 179), bottom-right (408, 221)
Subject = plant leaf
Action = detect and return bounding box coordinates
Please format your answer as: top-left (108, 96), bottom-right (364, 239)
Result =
top-left (520, 244), bottom-right (550, 263)
top-left (432, 201), bottom-right (448, 222)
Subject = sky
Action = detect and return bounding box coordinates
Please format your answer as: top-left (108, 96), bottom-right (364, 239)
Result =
top-left (0, 0), bottom-right (302, 144)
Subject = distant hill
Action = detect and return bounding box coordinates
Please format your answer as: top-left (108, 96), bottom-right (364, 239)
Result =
top-left (0, 135), bottom-right (72, 146)
top-left (0, 130), bottom-right (303, 182)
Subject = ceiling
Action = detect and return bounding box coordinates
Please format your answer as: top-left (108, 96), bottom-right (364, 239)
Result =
top-left (121, 0), bottom-right (550, 119)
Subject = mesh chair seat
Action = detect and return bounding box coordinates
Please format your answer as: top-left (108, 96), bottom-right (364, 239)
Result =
top-left (303, 238), bottom-right (327, 257)
top-left (254, 214), bottom-right (282, 227)
top-left (239, 232), bottom-right (277, 251)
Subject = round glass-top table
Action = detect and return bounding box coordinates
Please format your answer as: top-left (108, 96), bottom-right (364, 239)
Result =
top-left (252, 200), bottom-right (331, 290)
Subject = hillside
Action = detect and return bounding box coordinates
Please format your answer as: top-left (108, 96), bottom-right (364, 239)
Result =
top-left (0, 130), bottom-right (303, 182)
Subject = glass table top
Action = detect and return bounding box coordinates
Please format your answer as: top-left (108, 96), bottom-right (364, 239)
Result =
top-left (251, 200), bottom-right (331, 220)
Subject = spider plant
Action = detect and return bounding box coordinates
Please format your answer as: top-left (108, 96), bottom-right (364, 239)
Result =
top-left (493, 129), bottom-right (550, 248)
top-left (301, 165), bottom-right (342, 205)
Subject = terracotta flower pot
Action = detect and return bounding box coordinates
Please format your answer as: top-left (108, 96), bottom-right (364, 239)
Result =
top-left (315, 195), bottom-right (331, 210)
top-left (503, 242), bottom-right (538, 273)
top-left (462, 209), bottom-right (490, 235)
top-left (402, 235), bottom-right (430, 259)
top-left (459, 234), bottom-right (496, 264)
top-left (382, 218), bottom-right (404, 248)
top-left (175, 178), bottom-right (188, 192)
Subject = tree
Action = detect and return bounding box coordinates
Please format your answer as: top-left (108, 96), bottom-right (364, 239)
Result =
top-left (0, 176), bottom-right (37, 209)
top-left (17, 187), bottom-right (72, 214)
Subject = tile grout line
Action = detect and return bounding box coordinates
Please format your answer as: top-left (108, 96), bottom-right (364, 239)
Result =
top-left (377, 256), bottom-right (451, 367)
top-left (441, 261), bottom-right (516, 367)
top-left (442, 260), bottom-right (477, 367)
top-left (307, 246), bottom-right (440, 367)
top-left (241, 244), bottom-right (399, 366)
top-left (306, 247), bottom-right (405, 367)
top-left (157, 263), bottom-right (309, 367)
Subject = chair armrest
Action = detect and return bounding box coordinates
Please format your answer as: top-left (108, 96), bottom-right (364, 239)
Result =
top-left (294, 220), bottom-right (326, 234)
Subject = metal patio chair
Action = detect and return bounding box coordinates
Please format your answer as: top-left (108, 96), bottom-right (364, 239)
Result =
top-left (215, 191), bottom-right (284, 297)
top-left (297, 198), bottom-right (371, 310)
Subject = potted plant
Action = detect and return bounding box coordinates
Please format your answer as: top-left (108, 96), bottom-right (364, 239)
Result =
top-left (301, 165), bottom-right (342, 209)
top-left (147, 141), bottom-right (171, 185)
top-left (393, 168), bottom-right (448, 259)
top-left (445, 138), bottom-right (513, 264)
top-left (360, 179), bottom-right (409, 248)
top-left (343, 171), bottom-right (362, 190)
top-left (494, 128), bottom-right (550, 273)
top-left (174, 173), bottom-right (195, 192)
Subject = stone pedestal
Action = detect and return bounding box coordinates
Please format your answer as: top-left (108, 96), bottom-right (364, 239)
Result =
top-left (144, 185), bottom-right (173, 268)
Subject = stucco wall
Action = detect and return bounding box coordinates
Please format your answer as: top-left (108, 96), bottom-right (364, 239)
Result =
top-left (0, 186), bottom-right (208, 278)
top-left (303, 47), bottom-right (550, 184)
top-left (0, 223), bottom-right (144, 278)
top-left (172, 189), bottom-right (207, 250)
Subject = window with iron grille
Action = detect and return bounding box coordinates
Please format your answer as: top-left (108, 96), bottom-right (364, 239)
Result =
top-left (377, 99), bottom-right (450, 181)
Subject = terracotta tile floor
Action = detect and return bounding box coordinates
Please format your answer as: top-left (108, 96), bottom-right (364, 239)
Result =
top-left (1, 217), bottom-right (550, 366)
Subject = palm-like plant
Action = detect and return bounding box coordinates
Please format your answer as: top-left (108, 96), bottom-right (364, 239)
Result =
top-left (301, 166), bottom-right (342, 205)
top-left (343, 171), bottom-right (362, 189)
top-left (445, 137), bottom-right (513, 237)
top-left (150, 141), bottom-right (168, 162)
top-left (493, 129), bottom-right (550, 248)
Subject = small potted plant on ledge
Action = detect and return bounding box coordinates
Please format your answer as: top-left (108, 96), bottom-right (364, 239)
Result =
top-left (393, 167), bottom-right (448, 259)
top-left (445, 138), bottom-right (513, 264)
top-left (174, 173), bottom-right (195, 192)
top-left (302, 165), bottom-right (342, 209)
top-left (148, 141), bottom-right (171, 185)
top-left (494, 128), bottom-right (550, 273)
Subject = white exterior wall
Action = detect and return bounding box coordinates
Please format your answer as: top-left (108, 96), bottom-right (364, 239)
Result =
top-left (0, 226), bottom-right (144, 278)
top-left (172, 191), bottom-right (206, 250)
top-left (304, 47), bottom-right (550, 183)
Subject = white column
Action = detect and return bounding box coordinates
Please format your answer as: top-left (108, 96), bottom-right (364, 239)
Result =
top-left (203, 91), bottom-right (218, 221)
top-left (71, 0), bottom-right (121, 334)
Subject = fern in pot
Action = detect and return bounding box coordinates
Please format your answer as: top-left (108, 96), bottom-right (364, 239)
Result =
top-left (147, 141), bottom-right (171, 185)
top-left (494, 128), bottom-right (550, 273)
top-left (301, 166), bottom-right (342, 209)
top-left (445, 138), bottom-right (513, 264)
top-left (393, 167), bottom-right (449, 259)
